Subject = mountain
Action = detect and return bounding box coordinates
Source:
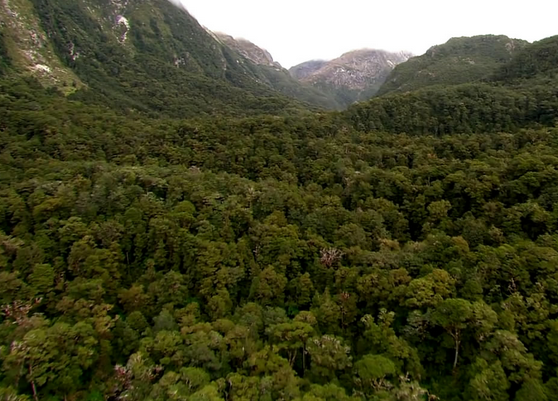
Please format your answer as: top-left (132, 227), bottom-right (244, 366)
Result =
top-left (345, 36), bottom-right (558, 136)
top-left (0, 0), bottom-right (337, 117)
top-left (378, 35), bottom-right (528, 96)
top-left (289, 49), bottom-right (412, 108)
top-left (213, 33), bottom-right (341, 110)
top-left (214, 32), bottom-right (281, 68)
top-left (289, 60), bottom-right (328, 80)
top-left (494, 35), bottom-right (558, 82)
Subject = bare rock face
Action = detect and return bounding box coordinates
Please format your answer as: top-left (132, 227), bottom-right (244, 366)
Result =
top-left (289, 49), bottom-right (412, 107)
top-left (215, 33), bottom-right (281, 69)
top-left (301, 50), bottom-right (412, 90)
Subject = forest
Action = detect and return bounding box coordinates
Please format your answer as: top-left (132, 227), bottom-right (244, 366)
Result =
top-left (1, 72), bottom-right (558, 401)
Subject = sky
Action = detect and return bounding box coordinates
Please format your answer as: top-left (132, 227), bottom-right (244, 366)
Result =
top-left (176, 0), bottom-right (558, 68)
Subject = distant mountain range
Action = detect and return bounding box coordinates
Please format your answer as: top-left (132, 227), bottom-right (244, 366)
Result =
top-left (211, 32), bottom-right (341, 110)
top-left (1, 0), bottom-right (557, 118)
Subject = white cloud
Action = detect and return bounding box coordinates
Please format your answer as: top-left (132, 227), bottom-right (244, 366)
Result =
top-left (176, 0), bottom-right (558, 68)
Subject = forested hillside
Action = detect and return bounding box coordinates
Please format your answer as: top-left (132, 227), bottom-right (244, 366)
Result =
top-left (0, 0), bottom-right (334, 117)
top-left (494, 35), bottom-right (558, 82)
top-left (378, 35), bottom-right (527, 96)
top-left (347, 82), bottom-right (558, 135)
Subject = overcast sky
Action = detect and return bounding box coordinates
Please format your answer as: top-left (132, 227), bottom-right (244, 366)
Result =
top-left (176, 0), bottom-right (558, 68)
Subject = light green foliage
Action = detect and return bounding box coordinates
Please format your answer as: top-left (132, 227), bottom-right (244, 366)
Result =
top-left (0, 386), bottom-right (30, 401)
top-left (267, 320), bottom-right (314, 367)
top-left (4, 321), bottom-right (99, 399)
top-left (468, 359), bottom-right (510, 401)
top-left (431, 299), bottom-right (497, 369)
top-left (354, 354), bottom-right (396, 391)
top-left (515, 380), bottom-right (548, 401)
top-left (406, 269), bottom-right (456, 308)
top-left (250, 266), bottom-right (288, 306)
top-left (360, 312), bottom-right (423, 377)
top-left (296, 383), bottom-right (354, 401)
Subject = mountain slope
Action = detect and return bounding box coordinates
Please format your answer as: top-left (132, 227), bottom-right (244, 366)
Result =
top-left (290, 49), bottom-right (411, 108)
top-left (214, 32), bottom-right (281, 68)
top-left (214, 33), bottom-right (342, 109)
top-left (378, 35), bottom-right (528, 96)
top-left (289, 60), bottom-right (328, 80)
top-left (1, 0), bottom-right (318, 117)
top-left (344, 35), bottom-right (558, 136)
top-left (0, 0), bottom-right (82, 92)
top-left (494, 35), bottom-right (558, 82)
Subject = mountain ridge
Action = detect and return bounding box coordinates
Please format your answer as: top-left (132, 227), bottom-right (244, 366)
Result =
top-left (289, 60), bottom-right (328, 80)
top-left (377, 34), bottom-right (529, 95)
top-left (493, 35), bottom-right (558, 82)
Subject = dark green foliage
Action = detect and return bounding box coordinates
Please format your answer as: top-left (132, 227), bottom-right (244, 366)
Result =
top-left (2, 73), bottom-right (558, 400)
top-left (347, 82), bottom-right (558, 135)
top-left (495, 35), bottom-right (558, 81)
top-left (0, 31), bottom-right (11, 75)
top-left (309, 80), bottom-right (381, 111)
top-left (379, 35), bottom-right (528, 95)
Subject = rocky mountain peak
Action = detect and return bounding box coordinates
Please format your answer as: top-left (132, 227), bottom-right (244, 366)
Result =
top-left (313, 49), bottom-right (412, 90)
top-left (289, 48), bottom-right (412, 107)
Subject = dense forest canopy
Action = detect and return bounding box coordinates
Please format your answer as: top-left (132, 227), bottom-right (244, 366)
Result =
top-left (3, 1), bottom-right (558, 399)
top-left (2, 71), bottom-right (558, 401)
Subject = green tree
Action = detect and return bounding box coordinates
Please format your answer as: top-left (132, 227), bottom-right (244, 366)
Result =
top-left (354, 354), bottom-right (396, 393)
top-left (306, 335), bottom-right (352, 381)
top-left (468, 359), bottom-right (510, 401)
